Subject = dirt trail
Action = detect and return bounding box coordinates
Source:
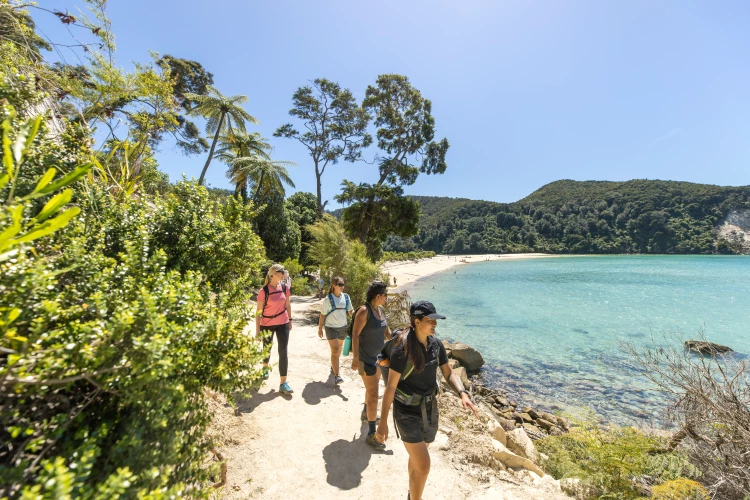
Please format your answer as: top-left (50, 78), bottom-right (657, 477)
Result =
top-left (216, 296), bottom-right (566, 499)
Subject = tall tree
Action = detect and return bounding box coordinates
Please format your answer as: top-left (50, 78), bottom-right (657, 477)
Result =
top-left (157, 55), bottom-right (214, 155)
top-left (336, 74), bottom-right (449, 257)
top-left (184, 86), bottom-right (258, 185)
top-left (274, 78), bottom-right (371, 216)
top-left (286, 192), bottom-right (318, 266)
top-left (215, 132), bottom-right (271, 201)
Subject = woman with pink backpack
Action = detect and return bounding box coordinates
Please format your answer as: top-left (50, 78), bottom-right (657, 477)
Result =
top-left (256, 264), bottom-right (294, 394)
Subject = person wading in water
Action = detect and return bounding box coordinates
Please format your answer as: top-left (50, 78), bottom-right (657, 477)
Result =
top-left (351, 281), bottom-right (391, 448)
top-left (318, 276), bottom-right (353, 384)
top-left (256, 263), bottom-right (294, 394)
top-left (377, 301), bottom-right (478, 499)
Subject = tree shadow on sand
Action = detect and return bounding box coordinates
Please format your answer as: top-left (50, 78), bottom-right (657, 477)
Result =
top-left (322, 422), bottom-right (393, 490)
top-left (302, 378), bottom-right (349, 405)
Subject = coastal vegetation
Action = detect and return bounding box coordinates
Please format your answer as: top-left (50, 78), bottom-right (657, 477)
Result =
top-left (2, 1), bottom-right (748, 499)
top-left (384, 180), bottom-right (750, 255)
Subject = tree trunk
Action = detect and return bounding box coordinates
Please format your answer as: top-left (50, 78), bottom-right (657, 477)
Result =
top-left (198, 113), bottom-right (225, 185)
top-left (253, 171), bottom-right (266, 202)
top-left (315, 161), bottom-right (323, 218)
top-left (240, 182), bottom-right (248, 203)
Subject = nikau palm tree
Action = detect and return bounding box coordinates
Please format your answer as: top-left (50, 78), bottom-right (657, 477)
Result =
top-left (184, 86), bottom-right (258, 185)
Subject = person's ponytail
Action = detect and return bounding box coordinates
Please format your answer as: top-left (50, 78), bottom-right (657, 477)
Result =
top-left (401, 318), bottom-right (426, 373)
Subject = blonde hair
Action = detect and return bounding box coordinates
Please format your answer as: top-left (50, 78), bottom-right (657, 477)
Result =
top-left (263, 263), bottom-right (285, 287)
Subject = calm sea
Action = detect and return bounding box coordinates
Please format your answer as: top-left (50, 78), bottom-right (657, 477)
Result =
top-left (405, 255), bottom-right (750, 425)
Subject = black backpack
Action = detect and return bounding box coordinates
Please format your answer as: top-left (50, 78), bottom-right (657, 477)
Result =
top-left (261, 283), bottom-right (288, 319)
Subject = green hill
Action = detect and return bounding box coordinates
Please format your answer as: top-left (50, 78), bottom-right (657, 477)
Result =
top-left (383, 180), bottom-right (750, 255)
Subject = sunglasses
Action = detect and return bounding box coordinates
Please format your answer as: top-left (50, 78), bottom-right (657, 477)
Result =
top-left (336, 283), bottom-right (345, 287)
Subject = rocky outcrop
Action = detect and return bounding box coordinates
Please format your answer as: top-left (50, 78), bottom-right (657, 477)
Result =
top-left (717, 208), bottom-right (750, 254)
top-left (445, 341), bottom-right (485, 372)
top-left (685, 340), bottom-right (734, 355)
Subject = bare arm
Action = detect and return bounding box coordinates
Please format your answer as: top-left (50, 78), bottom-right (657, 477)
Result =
top-left (255, 295), bottom-right (265, 335)
top-left (318, 312), bottom-right (325, 338)
top-left (440, 363), bottom-right (478, 418)
top-left (350, 306), bottom-right (367, 369)
top-left (286, 293), bottom-right (292, 331)
top-left (376, 366), bottom-right (402, 442)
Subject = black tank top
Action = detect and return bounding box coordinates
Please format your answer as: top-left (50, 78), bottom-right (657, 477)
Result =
top-left (358, 303), bottom-right (387, 365)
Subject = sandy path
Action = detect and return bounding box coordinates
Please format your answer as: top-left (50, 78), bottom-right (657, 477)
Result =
top-left (220, 296), bottom-right (480, 499)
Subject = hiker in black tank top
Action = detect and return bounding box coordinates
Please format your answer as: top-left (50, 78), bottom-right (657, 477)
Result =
top-left (351, 281), bottom-right (391, 449)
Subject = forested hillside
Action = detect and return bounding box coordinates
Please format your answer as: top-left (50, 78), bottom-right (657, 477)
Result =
top-left (384, 180), bottom-right (750, 254)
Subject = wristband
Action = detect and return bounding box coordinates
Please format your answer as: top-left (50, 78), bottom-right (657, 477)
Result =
top-left (459, 389), bottom-right (470, 397)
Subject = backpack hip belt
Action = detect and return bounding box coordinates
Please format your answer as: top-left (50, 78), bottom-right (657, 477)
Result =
top-left (393, 388), bottom-right (437, 437)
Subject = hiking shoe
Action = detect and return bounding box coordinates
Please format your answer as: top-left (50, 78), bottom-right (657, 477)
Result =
top-left (365, 433), bottom-right (386, 450)
top-left (279, 382), bottom-right (293, 394)
top-left (335, 375), bottom-right (344, 385)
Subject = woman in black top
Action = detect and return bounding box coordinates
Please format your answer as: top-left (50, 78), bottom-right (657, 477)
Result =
top-left (351, 281), bottom-right (391, 448)
top-left (377, 301), bottom-right (478, 500)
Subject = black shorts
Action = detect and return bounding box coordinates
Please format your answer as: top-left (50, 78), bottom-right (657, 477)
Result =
top-left (393, 403), bottom-right (439, 444)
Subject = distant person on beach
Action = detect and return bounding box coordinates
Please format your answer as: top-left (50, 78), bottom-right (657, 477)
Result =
top-left (257, 264), bottom-right (294, 394)
top-left (393, 276), bottom-right (397, 287)
top-left (377, 301), bottom-right (478, 500)
top-left (351, 281), bottom-right (391, 449)
top-left (318, 276), bottom-right (353, 384)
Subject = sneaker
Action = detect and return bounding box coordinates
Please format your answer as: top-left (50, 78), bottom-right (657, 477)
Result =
top-left (335, 375), bottom-right (344, 385)
top-left (279, 382), bottom-right (293, 394)
top-left (365, 433), bottom-right (386, 450)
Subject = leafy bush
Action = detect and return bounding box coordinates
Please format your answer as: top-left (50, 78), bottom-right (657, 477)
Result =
top-left (625, 339), bottom-right (750, 499)
top-left (291, 276), bottom-right (311, 296)
top-left (651, 479), bottom-right (709, 500)
top-left (307, 215), bottom-right (380, 306)
top-left (381, 250), bottom-right (436, 262)
top-left (1, 109), bottom-right (268, 498)
top-left (537, 422), bottom-right (699, 499)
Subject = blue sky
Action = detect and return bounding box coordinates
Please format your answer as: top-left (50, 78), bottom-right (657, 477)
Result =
top-left (34, 0), bottom-right (750, 206)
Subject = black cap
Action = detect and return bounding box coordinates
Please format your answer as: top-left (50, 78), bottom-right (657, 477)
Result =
top-left (410, 300), bottom-right (446, 319)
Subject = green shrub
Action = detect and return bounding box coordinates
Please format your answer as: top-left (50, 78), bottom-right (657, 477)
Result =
top-left (307, 215), bottom-right (380, 306)
top-left (291, 276), bottom-right (311, 296)
top-left (2, 233), bottom-right (265, 498)
top-left (651, 479), bottom-right (709, 500)
top-left (537, 422), bottom-right (700, 499)
top-left (1, 110), bottom-right (268, 498)
top-left (381, 250), bottom-right (436, 262)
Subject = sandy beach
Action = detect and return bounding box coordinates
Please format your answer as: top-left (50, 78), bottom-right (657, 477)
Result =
top-left (382, 253), bottom-right (552, 289)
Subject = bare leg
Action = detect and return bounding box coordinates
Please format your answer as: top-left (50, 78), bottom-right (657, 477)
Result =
top-left (328, 339), bottom-right (343, 376)
top-left (403, 441), bottom-right (430, 500)
top-left (361, 366), bottom-right (380, 422)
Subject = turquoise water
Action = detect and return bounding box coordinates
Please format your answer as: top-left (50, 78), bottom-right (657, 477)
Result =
top-left (406, 255), bottom-right (750, 425)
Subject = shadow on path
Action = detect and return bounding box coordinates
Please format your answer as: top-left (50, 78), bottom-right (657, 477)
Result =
top-left (322, 423), bottom-right (393, 490)
top-left (302, 379), bottom-right (349, 405)
top-left (232, 388), bottom-right (292, 415)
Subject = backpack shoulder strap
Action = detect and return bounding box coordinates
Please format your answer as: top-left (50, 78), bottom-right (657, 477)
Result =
top-left (344, 293), bottom-right (351, 310)
top-left (261, 285), bottom-right (269, 315)
top-left (327, 293), bottom-right (336, 311)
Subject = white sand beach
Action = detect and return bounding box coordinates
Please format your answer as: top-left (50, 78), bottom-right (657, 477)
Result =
top-left (382, 253), bottom-right (552, 289)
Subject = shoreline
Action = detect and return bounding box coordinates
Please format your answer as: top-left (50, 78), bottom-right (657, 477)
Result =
top-left (381, 253), bottom-right (552, 289)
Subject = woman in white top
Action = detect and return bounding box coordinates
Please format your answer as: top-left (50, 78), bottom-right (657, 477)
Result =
top-left (318, 276), bottom-right (353, 384)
